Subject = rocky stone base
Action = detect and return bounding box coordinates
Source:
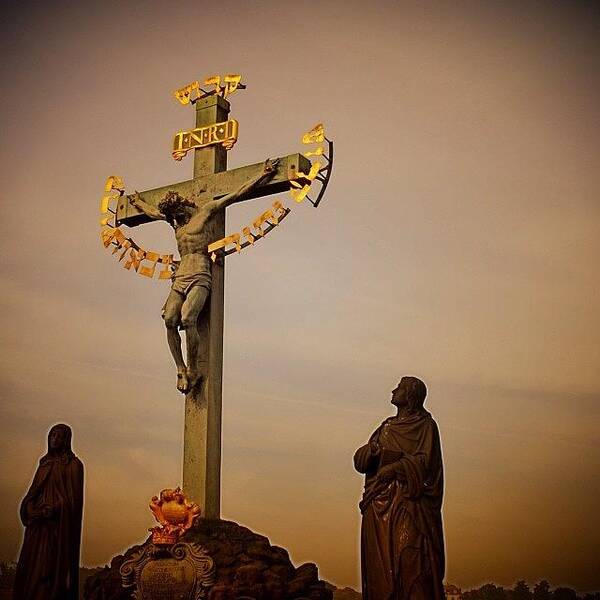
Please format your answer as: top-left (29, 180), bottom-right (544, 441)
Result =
top-left (83, 518), bottom-right (333, 600)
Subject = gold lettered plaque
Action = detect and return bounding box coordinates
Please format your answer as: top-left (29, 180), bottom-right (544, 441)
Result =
top-left (120, 542), bottom-right (215, 600)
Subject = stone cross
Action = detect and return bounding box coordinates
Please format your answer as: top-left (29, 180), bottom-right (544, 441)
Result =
top-left (115, 94), bottom-right (312, 518)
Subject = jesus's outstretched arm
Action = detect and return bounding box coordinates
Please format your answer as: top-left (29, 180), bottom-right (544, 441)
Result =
top-left (130, 191), bottom-right (166, 221)
top-left (205, 158), bottom-right (279, 214)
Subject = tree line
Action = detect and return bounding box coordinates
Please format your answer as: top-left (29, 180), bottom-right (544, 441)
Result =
top-left (463, 580), bottom-right (599, 600)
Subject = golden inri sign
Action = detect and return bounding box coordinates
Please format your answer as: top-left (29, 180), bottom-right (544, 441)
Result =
top-left (172, 119), bottom-right (239, 161)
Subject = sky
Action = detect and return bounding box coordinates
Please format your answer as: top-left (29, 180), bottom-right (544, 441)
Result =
top-left (1, 0), bottom-right (599, 593)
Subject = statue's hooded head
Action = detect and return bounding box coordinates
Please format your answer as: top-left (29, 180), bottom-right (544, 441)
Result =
top-left (47, 423), bottom-right (74, 457)
top-left (391, 376), bottom-right (427, 411)
top-left (158, 191), bottom-right (197, 226)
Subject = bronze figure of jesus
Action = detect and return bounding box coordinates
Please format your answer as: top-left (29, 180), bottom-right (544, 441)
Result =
top-left (130, 158), bottom-right (279, 393)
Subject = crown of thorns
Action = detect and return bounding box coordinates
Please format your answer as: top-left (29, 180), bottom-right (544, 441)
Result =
top-left (158, 191), bottom-right (197, 215)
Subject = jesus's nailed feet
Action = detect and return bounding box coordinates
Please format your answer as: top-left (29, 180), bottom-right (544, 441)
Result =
top-left (177, 369), bottom-right (189, 394)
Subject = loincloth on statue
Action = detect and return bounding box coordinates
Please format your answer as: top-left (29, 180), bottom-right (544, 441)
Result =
top-left (170, 253), bottom-right (212, 296)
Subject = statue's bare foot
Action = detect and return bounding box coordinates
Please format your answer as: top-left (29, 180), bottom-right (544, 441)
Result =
top-left (176, 369), bottom-right (189, 394)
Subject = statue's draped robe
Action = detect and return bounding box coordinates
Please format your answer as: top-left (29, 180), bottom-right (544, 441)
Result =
top-left (14, 450), bottom-right (84, 600)
top-left (354, 410), bottom-right (445, 600)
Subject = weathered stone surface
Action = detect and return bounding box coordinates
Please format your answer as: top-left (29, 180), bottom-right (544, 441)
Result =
top-left (139, 557), bottom-right (195, 599)
top-left (83, 519), bottom-right (332, 600)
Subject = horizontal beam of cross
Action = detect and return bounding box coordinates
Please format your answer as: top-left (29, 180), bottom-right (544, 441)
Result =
top-left (115, 153), bottom-right (311, 228)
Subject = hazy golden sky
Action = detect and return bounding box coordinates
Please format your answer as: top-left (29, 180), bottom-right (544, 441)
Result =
top-left (1, 0), bottom-right (599, 592)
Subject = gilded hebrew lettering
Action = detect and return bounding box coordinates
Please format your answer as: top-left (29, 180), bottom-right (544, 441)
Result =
top-left (271, 200), bottom-right (287, 223)
top-left (305, 146), bottom-right (325, 157)
top-left (123, 248), bottom-right (143, 271)
top-left (207, 233), bottom-right (242, 259)
top-left (204, 75), bottom-right (221, 95)
top-left (100, 81), bottom-right (332, 284)
top-left (242, 226), bottom-right (255, 245)
top-left (174, 74), bottom-right (244, 106)
top-left (302, 123), bottom-right (325, 144)
top-left (100, 176), bottom-right (178, 281)
top-left (207, 200), bottom-right (291, 262)
top-left (158, 255), bottom-right (174, 280)
top-left (287, 124), bottom-right (333, 207)
top-left (101, 227), bottom-right (118, 247)
top-left (290, 184), bottom-right (311, 203)
top-left (204, 74), bottom-right (244, 99)
top-left (174, 81), bottom-right (200, 105)
top-left (223, 74), bottom-right (242, 97)
top-left (138, 250), bottom-right (160, 278)
top-left (253, 208), bottom-right (275, 237)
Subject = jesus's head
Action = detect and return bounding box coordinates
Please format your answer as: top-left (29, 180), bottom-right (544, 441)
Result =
top-left (158, 191), bottom-right (197, 226)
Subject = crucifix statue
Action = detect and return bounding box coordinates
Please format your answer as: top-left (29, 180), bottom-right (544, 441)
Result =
top-left (101, 75), bottom-right (333, 519)
top-left (130, 158), bottom-right (279, 393)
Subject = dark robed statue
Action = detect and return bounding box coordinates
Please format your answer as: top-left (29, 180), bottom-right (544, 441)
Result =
top-left (354, 377), bottom-right (445, 600)
top-left (14, 424), bottom-right (84, 600)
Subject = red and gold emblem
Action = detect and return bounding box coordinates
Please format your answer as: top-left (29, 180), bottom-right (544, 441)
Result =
top-left (148, 487), bottom-right (201, 545)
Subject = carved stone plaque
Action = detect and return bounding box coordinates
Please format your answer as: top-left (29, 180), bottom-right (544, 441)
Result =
top-left (120, 542), bottom-right (215, 600)
top-left (139, 558), bottom-right (194, 599)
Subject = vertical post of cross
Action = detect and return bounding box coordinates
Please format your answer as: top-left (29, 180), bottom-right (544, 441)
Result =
top-left (182, 94), bottom-right (230, 518)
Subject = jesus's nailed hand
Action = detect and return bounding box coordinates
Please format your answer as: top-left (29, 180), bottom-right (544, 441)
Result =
top-left (263, 157), bottom-right (279, 175)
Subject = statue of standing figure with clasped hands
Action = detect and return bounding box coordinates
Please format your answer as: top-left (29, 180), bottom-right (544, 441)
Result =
top-left (354, 377), bottom-right (445, 600)
top-left (14, 424), bottom-right (84, 600)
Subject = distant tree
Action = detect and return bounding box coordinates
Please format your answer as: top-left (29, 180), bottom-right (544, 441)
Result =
top-left (552, 588), bottom-right (577, 600)
top-left (513, 580), bottom-right (532, 600)
top-left (463, 583), bottom-right (508, 600)
top-left (463, 583), bottom-right (600, 600)
top-left (533, 581), bottom-right (551, 600)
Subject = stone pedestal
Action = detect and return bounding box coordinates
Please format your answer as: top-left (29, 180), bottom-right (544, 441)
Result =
top-left (120, 542), bottom-right (215, 599)
top-left (84, 519), bottom-right (333, 600)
